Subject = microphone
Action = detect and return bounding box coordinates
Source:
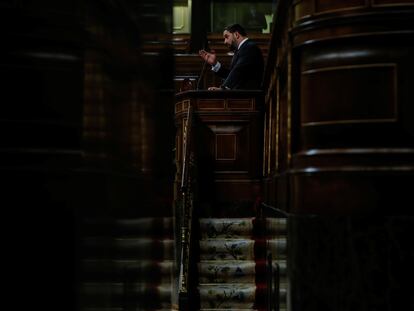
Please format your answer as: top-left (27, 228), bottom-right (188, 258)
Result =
top-left (196, 59), bottom-right (208, 90)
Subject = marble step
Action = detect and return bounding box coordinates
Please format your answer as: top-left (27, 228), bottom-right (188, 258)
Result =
top-left (198, 259), bottom-right (287, 283)
top-left (199, 218), bottom-right (287, 239)
top-left (198, 284), bottom-right (268, 309)
top-left (199, 218), bottom-right (255, 239)
top-left (199, 239), bottom-right (261, 261)
top-left (200, 285), bottom-right (287, 307)
top-left (199, 238), bottom-right (286, 261)
top-left (198, 260), bottom-right (257, 283)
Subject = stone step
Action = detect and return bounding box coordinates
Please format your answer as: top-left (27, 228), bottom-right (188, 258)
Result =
top-left (199, 218), bottom-right (255, 239)
top-left (198, 284), bottom-right (263, 309)
top-left (199, 238), bottom-right (286, 261)
top-left (198, 260), bottom-right (257, 283)
top-left (199, 239), bottom-right (261, 261)
top-left (198, 285), bottom-right (288, 309)
top-left (199, 218), bottom-right (287, 239)
top-left (197, 217), bottom-right (288, 311)
top-left (198, 259), bottom-right (287, 284)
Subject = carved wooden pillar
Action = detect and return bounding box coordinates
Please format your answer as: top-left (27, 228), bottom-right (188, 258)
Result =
top-left (264, 1), bottom-right (414, 310)
top-left (290, 0), bottom-right (414, 214)
top-left (0, 2), bottom-right (84, 310)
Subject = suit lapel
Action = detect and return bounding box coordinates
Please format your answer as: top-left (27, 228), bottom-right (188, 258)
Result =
top-left (230, 39), bottom-right (249, 69)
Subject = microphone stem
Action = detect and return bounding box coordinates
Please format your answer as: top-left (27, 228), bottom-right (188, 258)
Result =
top-left (196, 60), bottom-right (208, 90)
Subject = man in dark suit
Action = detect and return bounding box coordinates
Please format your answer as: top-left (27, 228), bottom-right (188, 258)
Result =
top-left (198, 24), bottom-right (264, 90)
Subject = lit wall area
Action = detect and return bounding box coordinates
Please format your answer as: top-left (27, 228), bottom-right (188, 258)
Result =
top-left (173, 0), bottom-right (191, 33)
top-left (210, 1), bottom-right (273, 33)
top-left (173, 1), bottom-right (275, 34)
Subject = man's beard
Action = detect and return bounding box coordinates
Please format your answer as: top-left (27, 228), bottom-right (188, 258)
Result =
top-left (228, 41), bottom-right (237, 52)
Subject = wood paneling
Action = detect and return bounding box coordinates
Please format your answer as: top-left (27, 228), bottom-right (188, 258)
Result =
top-left (301, 64), bottom-right (397, 125)
top-left (372, 0), bottom-right (414, 5)
top-left (263, 0), bottom-right (414, 213)
top-left (216, 134), bottom-right (237, 160)
top-left (175, 90), bottom-right (263, 209)
top-left (198, 99), bottom-right (225, 110)
top-left (314, 0), bottom-right (366, 13)
top-left (263, 1), bottom-right (414, 309)
top-left (293, 0), bottom-right (314, 22)
top-left (228, 99), bottom-right (254, 110)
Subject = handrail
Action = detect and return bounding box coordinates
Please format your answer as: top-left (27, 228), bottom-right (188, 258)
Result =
top-left (260, 201), bottom-right (318, 218)
top-left (260, 202), bottom-right (289, 218)
top-left (181, 105), bottom-right (193, 191)
top-left (177, 104), bottom-right (196, 310)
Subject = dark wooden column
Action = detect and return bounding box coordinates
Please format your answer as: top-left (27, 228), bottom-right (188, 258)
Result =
top-left (263, 0), bottom-right (414, 310)
top-left (0, 1), bottom-right (174, 310)
top-left (189, 0), bottom-right (210, 52)
top-left (0, 2), bottom-right (84, 310)
top-left (290, 1), bottom-right (414, 215)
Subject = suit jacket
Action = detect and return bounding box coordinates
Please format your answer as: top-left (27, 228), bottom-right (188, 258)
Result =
top-left (216, 39), bottom-right (264, 89)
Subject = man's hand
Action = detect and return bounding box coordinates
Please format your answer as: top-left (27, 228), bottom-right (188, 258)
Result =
top-left (207, 87), bottom-right (222, 91)
top-left (199, 50), bottom-right (217, 66)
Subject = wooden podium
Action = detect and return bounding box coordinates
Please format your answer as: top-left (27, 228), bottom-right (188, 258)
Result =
top-left (175, 90), bottom-right (264, 211)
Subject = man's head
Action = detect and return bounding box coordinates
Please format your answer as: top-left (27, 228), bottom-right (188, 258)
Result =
top-left (223, 24), bottom-right (247, 51)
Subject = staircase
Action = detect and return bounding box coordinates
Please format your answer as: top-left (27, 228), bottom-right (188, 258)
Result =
top-left (79, 213), bottom-right (287, 311)
top-left (197, 217), bottom-right (287, 311)
top-left (80, 216), bottom-right (175, 311)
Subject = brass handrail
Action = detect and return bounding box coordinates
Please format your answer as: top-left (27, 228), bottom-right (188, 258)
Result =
top-left (177, 104), bottom-right (196, 310)
top-left (181, 105), bottom-right (193, 191)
